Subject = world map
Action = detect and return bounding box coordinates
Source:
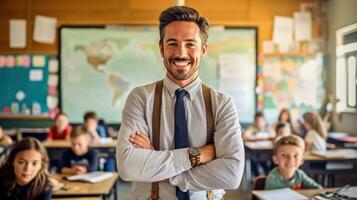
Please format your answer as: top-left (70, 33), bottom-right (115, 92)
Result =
top-left (60, 27), bottom-right (257, 123)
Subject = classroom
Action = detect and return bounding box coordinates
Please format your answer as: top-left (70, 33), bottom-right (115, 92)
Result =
top-left (1, 0), bottom-right (357, 199)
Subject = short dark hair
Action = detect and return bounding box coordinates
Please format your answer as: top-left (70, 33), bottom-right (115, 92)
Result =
top-left (254, 111), bottom-right (264, 120)
top-left (275, 122), bottom-right (289, 133)
top-left (84, 111), bottom-right (98, 122)
top-left (159, 6), bottom-right (210, 45)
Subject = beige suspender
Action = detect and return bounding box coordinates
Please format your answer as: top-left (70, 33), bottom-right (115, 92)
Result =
top-left (151, 80), bottom-right (214, 200)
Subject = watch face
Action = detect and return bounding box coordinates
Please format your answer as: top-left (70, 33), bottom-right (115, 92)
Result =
top-left (190, 147), bottom-right (200, 156)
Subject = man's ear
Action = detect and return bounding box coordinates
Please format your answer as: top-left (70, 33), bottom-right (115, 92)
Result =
top-left (201, 43), bottom-right (208, 57)
top-left (159, 41), bottom-right (164, 57)
top-left (272, 155), bottom-right (278, 165)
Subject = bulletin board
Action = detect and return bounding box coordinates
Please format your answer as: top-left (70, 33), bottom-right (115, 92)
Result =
top-left (60, 25), bottom-right (257, 123)
top-left (0, 54), bottom-right (56, 117)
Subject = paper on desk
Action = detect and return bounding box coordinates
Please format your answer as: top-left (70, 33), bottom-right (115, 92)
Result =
top-left (10, 19), bottom-right (26, 48)
top-left (33, 15), bottom-right (57, 44)
top-left (273, 16), bottom-right (293, 45)
top-left (294, 12), bottom-right (312, 41)
top-left (253, 188), bottom-right (308, 200)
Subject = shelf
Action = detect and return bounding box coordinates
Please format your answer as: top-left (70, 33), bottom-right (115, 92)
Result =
top-left (0, 114), bottom-right (50, 120)
top-left (262, 52), bottom-right (319, 57)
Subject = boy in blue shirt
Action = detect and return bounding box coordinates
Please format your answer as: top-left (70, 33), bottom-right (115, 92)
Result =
top-left (61, 126), bottom-right (99, 175)
top-left (83, 111), bottom-right (106, 142)
top-left (265, 135), bottom-right (322, 190)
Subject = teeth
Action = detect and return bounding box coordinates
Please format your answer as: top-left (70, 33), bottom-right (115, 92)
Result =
top-left (173, 61), bottom-right (190, 66)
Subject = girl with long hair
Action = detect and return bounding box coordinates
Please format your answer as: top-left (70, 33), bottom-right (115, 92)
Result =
top-left (0, 137), bottom-right (52, 200)
top-left (302, 112), bottom-right (327, 151)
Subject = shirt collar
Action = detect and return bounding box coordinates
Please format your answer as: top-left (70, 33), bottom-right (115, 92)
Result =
top-left (163, 76), bottom-right (202, 101)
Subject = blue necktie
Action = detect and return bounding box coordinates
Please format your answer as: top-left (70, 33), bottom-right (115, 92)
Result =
top-left (174, 89), bottom-right (190, 200)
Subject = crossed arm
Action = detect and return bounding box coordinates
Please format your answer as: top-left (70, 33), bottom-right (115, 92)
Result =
top-left (116, 89), bottom-right (244, 191)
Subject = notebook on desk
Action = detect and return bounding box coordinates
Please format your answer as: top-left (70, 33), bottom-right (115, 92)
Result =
top-left (253, 188), bottom-right (308, 200)
top-left (66, 172), bottom-right (114, 183)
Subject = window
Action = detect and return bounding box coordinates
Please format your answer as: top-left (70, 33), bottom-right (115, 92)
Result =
top-left (336, 22), bottom-right (357, 112)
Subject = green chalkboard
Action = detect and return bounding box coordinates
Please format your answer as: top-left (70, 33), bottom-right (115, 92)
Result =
top-left (0, 54), bottom-right (50, 116)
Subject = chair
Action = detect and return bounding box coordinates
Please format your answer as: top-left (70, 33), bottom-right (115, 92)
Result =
top-left (253, 176), bottom-right (267, 190)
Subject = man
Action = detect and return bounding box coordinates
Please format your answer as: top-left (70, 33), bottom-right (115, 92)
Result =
top-left (116, 6), bottom-right (244, 200)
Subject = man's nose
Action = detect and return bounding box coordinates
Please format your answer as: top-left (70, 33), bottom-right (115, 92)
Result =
top-left (177, 44), bottom-right (187, 57)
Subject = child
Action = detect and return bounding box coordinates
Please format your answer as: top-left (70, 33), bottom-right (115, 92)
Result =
top-left (243, 111), bottom-right (275, 141)
top-left (0, 126), bottom-right (13, 147)
top-left (61, 126), bottom-right (99, 175)
top-left (273, 122), bottom-right (292, 143)
top-left (83, 111), bottom-right (106, 142)
top-left (274, 108), bottom-right (298, 135)
top-left (0, 138), bottom-right (52, 200)
top-left (265, 135), bottom-right (321, 190)
top-left (47, 112), bottom-right (72, 140)
top-left (302, 112), bottom-right (327, 152)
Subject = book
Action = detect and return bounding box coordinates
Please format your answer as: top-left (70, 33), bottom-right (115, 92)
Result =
top-left (253, 188), bottom-right (308, 200)
top-left (66, 171), bottom-right (114, 183)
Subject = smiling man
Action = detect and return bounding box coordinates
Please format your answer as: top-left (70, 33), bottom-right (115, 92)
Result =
top-left (116, 6), bottom-right (244, 200)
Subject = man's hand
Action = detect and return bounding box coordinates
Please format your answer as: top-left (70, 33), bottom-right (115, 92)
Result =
top-left (198, 144), bottom-right (216, 164)
top-left (129, 131), bottom-right (154, 150)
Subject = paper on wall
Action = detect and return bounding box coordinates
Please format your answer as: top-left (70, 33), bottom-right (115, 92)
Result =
top-left (273, 16), bottom-right (293, 45)
top-left (48, 59), bottom-right (59, 73)
top-left (10, 19), bottom-right (26, 48)
top-left (218, 53), bottom-right (251, 79)
top-left (48, 74), bottom-right (59, 86)
top-left (33, 15), bottom-right (57, 44)
top-left (29, 69), bottom-right (43, 81)
top-left (294, 12), bottom-right (312, 41)
top-left (32, 55), bottom-right (46, 67)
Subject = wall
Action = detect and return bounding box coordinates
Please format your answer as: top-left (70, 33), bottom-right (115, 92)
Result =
top-left (327, 0), bottom-right (357, 134)
top-left (0, 0), bottom-right (317, 127)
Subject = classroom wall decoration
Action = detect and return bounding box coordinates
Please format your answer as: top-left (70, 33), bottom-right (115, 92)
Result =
top-left (258, 54), bottom-right (326, 123)
top-left (60, 26), bottom-right (257, 123)
top-left (0, 54), bottom-right (59, 117)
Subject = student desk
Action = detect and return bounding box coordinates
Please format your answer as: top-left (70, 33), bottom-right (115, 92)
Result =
top-left (52, 173), bottom-right (119, 200)
top-left (44, 140), bottom-right (116, 170)
top-left (53, 197), bottom-right (101, 200)
top-left (244, 141), bottom-right (357, 186)
top-left (252, 188), bottom-right (336, 200)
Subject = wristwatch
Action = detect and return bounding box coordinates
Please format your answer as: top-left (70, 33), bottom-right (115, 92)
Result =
top-left (188, 147), bottom-right (201, 167)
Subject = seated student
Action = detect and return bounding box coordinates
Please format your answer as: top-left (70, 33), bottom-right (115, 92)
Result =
top-left (0, 126), bottom-right (13, 147)
top-left (61, 126), bottom-right (99, 175)
top-left (243, 111), bottom-right (275, 141)
top-left (273, 122), bottom-right (292, 143)
top-left (274, 108), bottom-right (299, 135)
top-left (47, 112), bottom-right (72, 140)
top-left (265, 135), bottom-right (322, 190)
top-left (302, 112), bottom-right (327, 152)
top-left (0, 138), bottom-right (52, 200)
top-left (83, 111), bottom-right (106, 142)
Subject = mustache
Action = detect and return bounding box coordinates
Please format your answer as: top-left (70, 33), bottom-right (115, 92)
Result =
top-left (169, 57), bottom-right (192, 62)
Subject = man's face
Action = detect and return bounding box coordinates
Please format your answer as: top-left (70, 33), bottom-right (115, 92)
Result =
top-left (160, 21), bottom-right (207, 85)
top-left (273, 145), bottom-right (304, 176)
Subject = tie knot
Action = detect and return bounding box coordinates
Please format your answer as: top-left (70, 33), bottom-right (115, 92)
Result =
top-left (175, 89), bottom-right (187, 99)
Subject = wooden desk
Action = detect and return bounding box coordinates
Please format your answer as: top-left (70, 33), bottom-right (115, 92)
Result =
top-left (252, 188), bottom-right (336, 200)
top-left (44, 140), bottom-right (116, 170)
top-left (44, 140), bottom-right (116, 149)
top-left (53, 197), bottom-right (101, 200)
top-left (52, 173), bottom-right (119, 200)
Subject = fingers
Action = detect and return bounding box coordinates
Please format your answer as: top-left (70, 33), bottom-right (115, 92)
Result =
top-left (129, 132), bottom-right (154, 149)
